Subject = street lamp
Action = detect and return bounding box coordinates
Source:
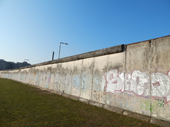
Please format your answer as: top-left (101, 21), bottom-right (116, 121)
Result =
top-left (58, 42), bottom-right (68, 59)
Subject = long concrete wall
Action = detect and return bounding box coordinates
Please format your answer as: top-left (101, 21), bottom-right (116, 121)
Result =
top-left (1, 35), bottom-right (170, 125)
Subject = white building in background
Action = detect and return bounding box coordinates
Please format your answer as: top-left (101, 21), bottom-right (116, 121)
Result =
top-left (0, 59), bottom-right (31, 70)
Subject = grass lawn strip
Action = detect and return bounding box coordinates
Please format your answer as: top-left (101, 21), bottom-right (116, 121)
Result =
top-left (0, 78), bottom-right (159, 127)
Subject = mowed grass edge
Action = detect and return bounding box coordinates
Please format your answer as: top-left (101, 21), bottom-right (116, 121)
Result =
top-left (0, 78), bottom-right (159, 127)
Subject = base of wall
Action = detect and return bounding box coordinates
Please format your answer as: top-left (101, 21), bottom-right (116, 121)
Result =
top-left (8, 79), bottom-right (170, 127)
top-left (63, 93), bottom-right (70, 98)
top-left (104, 105), bottom-right (123, 114)
top-left (89, 101), bottom-right (103, 107)
top-left (123, 110), bottom-right (150, 122)
top-left (79, 98), bottom-right (90, 104)
top-left (70, 95), bottom-right (79, 100)
top-left (150, 117), bottom-right (170, 127)
top-left (52, 91), bottom-right (170, 127)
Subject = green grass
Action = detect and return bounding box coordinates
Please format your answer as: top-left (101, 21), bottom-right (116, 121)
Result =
top-left (0, 78), bottom-right (158, 127)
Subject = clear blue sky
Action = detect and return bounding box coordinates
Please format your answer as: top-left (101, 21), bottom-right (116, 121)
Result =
top-left (0, 0), bottom-right (170, 64)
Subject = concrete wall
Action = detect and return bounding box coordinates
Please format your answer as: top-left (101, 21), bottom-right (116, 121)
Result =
top-left (1, 35), bottom-right (170, 123)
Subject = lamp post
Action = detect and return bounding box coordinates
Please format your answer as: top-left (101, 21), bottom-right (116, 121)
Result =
top-left (58, 42), bottom-right (68, 59)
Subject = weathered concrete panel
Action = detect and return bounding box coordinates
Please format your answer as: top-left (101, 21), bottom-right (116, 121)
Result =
top-left (12, 70), bottom-right (17, 81)
top-left (105, 52), bottom-right (126, 109)
top-left (64, 61), bottom-right (74, 95)
top-left (71, 60), bottom-right (82, 97)
top-left (92, 55), bottom-right (108, 104)
top-left (34, 65), bottom-right (51, 89)
top-left (33, 66), bottom-right (44, 88)
top-left (125, 41), bottom-right (151, 116)
top-left (45, 65), bottom-right (52, 89)
top-left (34, 66), bottom-right (41, 86)
top-left (27, 67), bottom-right (35, 85)
top-left (32, 67), bottom-right (39, 86)
top-left (150, 36), bottom-right (170, 121)
top-left (49, 64), bottom-right (57, 90)
top-left (57, 63), bottom-right (67, 93)
top-left (54, 63), bottom-right (67, 93)
top-left (20, 68), bottom-right (29, 84)
top-left (41, 65), bottom-right (52, 89)
top-left (21, 69), bottom-right (29, 84)
top-left (80, 57), bottom-right (94, 100)
top-left (60, 62), bottom-right (70, 94)
top-left (150, 36), bottom-right (170, 73)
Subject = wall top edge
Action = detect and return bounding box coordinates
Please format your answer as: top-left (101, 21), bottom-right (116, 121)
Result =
top-left (127, 34), bottom-right (170, 46)
top-left (1, 34), bottom-right (170, 71)
top-left (2, 44), bottom-right (125, 71)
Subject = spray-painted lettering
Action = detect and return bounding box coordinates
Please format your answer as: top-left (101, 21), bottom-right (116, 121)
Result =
top-left (105, 69), bottom-right (170, 104)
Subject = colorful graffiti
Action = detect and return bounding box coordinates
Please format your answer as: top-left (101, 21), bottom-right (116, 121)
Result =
top-left (105, 69), bottom-right (170, 104)
top-left (140, 99), bottom-right (165, 112)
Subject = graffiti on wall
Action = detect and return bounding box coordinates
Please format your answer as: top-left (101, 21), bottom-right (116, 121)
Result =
top-left (105, 69), bottom-right (170, 104)
top-left (140, 98), bottom-right (165, 112)
top-left (1, 68), bottom-right (170, 105)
